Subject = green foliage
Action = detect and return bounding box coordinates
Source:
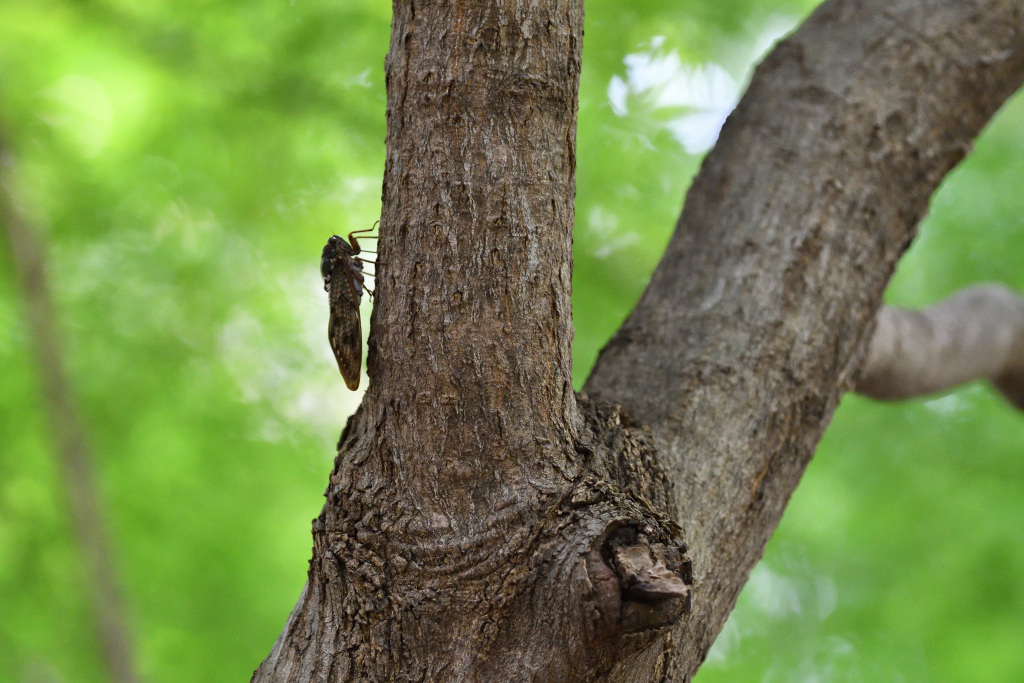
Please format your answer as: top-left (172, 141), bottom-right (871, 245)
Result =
top-left (0, 0), bottom-right (1021, 681)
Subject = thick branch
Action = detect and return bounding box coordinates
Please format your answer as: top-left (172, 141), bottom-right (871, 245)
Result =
top-left (585, 0), bottom-right (1024, 677)
top-left (858, 285), bottom-right (1024, 409)
top-left (0, 138), bottom-right (142, 683)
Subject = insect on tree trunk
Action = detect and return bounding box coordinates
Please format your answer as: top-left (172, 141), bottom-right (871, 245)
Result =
top-left (322, 229), bottom-right (377, 390)
top-left (253, 0), bottom-right (1024, 680)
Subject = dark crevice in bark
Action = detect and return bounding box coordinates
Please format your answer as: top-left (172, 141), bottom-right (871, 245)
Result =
top-left (256, 398), bottom-right (692, 681)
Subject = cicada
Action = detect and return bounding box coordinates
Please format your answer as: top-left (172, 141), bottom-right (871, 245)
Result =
top-left (321, 227), bottom-right (376, 390)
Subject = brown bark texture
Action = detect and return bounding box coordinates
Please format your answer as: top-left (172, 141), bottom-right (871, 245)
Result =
top-left (254, 0), bottom-right (1024, 680)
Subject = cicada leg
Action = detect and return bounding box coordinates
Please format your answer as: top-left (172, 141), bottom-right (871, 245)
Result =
top-left (348, 221), bottom-right (379, 254)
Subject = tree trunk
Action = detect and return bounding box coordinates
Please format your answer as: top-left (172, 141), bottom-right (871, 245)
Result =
top-left (253, 0), bottom-right (1024, 680)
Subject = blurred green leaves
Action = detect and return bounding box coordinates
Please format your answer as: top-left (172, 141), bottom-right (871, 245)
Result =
top-left (1, 0), bottom-right (1022, 681)
top-left (1, 1), bottom-right (387, 680)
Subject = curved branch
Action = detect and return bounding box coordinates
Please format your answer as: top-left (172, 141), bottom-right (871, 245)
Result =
top-left (857, 285), bottom-right (1024, 409)
top-left (584, 0), bottom-right (1024, 676)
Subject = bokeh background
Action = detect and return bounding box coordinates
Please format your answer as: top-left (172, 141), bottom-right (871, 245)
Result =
top-left (1, 0), bottom-right (1022, 681)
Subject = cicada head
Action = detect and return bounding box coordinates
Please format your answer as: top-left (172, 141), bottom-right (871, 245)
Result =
top-left (321, 238), bottom-right (338, 286)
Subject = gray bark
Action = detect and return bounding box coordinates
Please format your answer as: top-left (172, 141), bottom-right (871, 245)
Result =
top-left (859, 286), bottom-right (1024, 409)
top-left (254, 0), bottom-right (1024, 680)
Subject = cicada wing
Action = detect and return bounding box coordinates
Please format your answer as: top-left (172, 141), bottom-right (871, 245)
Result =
top-left (327, 266), bottom-right (363, 390)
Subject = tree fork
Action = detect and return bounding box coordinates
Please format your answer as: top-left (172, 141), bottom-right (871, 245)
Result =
top-left (255, 0), bottom-right (1024, 680)
top-left (254, 0), bottom-right (693, 680)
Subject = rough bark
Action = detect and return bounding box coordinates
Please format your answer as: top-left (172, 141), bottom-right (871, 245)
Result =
top-left (256, 0), bottom-right (691, 680)
top-left (585, 0), bottom-right (1024, 676)
top-left (255, 0), bottom-right (1024, 680)
top-left (858, 286), bottom-right (1024, 409)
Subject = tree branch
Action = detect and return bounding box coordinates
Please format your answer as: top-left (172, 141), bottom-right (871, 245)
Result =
top-left (858, 285), bottom-right (1024, 409)
top-left (0, 136), bottom-right (142, 683)
top-left (585, 0), bottom-right (1024, 676)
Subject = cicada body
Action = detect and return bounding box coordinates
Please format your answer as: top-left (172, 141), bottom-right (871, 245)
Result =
top-left (321, 229), bottom-right (375, 390)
